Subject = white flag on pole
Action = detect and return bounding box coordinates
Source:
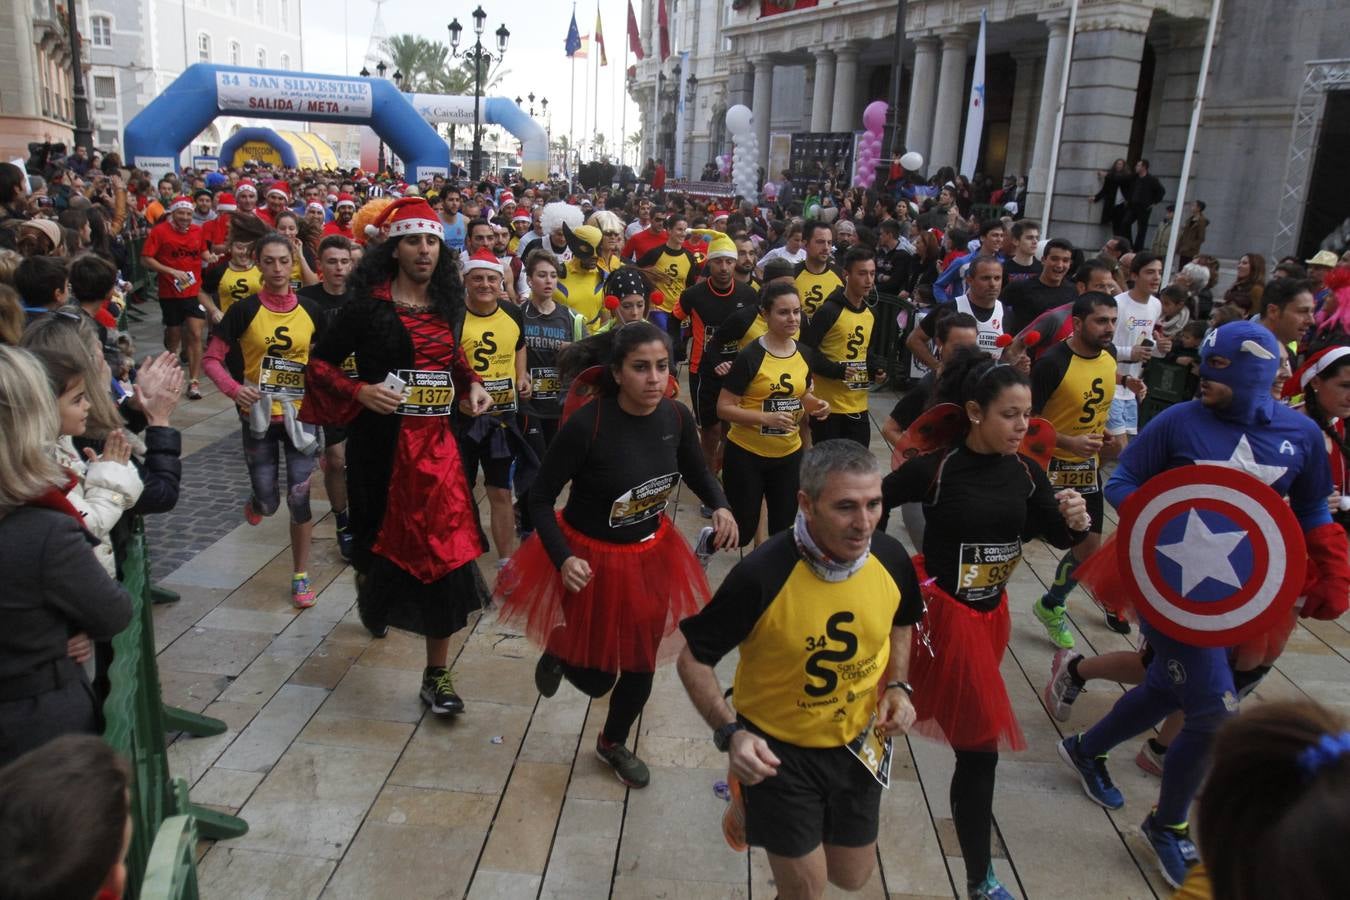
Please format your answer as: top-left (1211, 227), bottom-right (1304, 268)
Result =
top-left (960, 10), bottom-right (987, 180)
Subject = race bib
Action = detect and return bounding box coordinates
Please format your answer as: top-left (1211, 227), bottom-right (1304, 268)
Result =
top-left (482, 376), bottom-right (517, 412)
top-left (257, 356), bottom-right (305, 396)
top-left (956, 541), bottom-right (1023, 603)
top-left (340, 354), bottom-right (359, 380)
top-left (395, 369), bottom-right (455, 416)
top-left (843, 360), bottom-right (870, 391)
top-left (608, 472), bottom-right (680, 528)
top-left (760, 396), bottom-right (803, 436)
top-left (530, 366), bottom-right (562, 401)
top-left (845, 713), bottom-right (893, 788)
top-left (1048, 457), bottom-right (1099, 493)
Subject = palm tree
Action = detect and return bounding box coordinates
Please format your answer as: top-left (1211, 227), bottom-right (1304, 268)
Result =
top-left (381, 35), bottom-right (434, 90)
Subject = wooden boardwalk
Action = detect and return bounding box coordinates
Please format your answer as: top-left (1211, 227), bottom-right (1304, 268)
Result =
top-left (146, 369), bottom-right (1350, 900)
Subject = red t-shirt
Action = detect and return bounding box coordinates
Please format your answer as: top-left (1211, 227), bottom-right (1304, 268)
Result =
top-left (622, 228), bottom-right (667, 264)
top-left (322, 221), bottom-right (355, 240)
top-left (201, 214), bottom-right (231, 250)
top-left (143, 221), bottom-right (206, 298)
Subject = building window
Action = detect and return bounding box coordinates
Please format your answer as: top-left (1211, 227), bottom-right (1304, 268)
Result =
top-left (230, 41), bottom-right (240, 65)
top-left (91, 15), bottom-right (112, 47)
top-left (198, 33), bottom-right (211, 63)
top-left (255, 0), bottom-right (264, 23)
top-left (279, 0), bottom-right (288, 29)
top-left (256, 47), bottom-right (266, 68)
top-left (280, 53), bottom-right (290, 70)
top-left (93, 75), bottom-right (116, 98)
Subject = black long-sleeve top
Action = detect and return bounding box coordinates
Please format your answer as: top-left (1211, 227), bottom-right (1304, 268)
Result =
top-left (882, 444), bottom-right (1086, 610)
top-left (528, 396), bottom-right (729, 568)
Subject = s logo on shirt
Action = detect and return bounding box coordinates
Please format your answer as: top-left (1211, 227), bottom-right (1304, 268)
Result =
top-left (472, 331), bottom-right (497, 371)
top-left (769, 372), bottom-right (795, 397)
top-left (1078, 377), bottom-right (1106, 424)
top-left (265, 326), bottom-right (292, 355)
top-left (845, 325), bottom-right (865, 360)
top-left (803, 612), bottom-right (859, 697)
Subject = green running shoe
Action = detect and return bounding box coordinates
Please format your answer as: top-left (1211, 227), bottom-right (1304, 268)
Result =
top-left (1032, 597), bottom-right (1076, 649)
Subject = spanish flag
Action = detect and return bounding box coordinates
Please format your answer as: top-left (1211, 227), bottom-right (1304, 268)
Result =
top-left (595, 5), bottom-right (608, 67)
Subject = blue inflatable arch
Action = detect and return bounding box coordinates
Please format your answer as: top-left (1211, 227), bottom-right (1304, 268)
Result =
top-left (124, 63), bottom-right (449, 180)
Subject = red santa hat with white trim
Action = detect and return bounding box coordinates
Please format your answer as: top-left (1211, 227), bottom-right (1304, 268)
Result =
top-left (215, 192), bottom-right (237, 212)
top-left (1284, 345), bottom-right (1350, 400)
top-left (462, 246), bottom-right (503, 275)
top-left (364, 196), bottom-right (445, 240)
top-left (168, 196), bottom-right (194, 212)
top-left (235, 181), bottom-right (257, 196)
top-left (307, 201), bottom-right (326, 214)
top-left (335, 193), bottom-right (357, 209)
top-left (266, 181), bottom-right (291, 200)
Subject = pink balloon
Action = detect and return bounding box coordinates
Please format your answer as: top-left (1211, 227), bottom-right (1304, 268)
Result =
top-left (862, 100), bottom-right (889, 135)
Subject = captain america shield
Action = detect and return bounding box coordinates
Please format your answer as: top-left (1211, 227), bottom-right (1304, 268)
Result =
top-left (1115, 464), bottom-right (1307, 648)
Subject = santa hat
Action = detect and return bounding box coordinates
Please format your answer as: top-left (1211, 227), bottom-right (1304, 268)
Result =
top-left (499, 191), bottom-right (515, 206)
top-left (1284, 345), bottom-right (1350, 400)
top-left (363, 196), bottom-right (445, 240)
top-left (692, 228), bottom-right (736, 262)
top-left (235, 182), bottom-right (258, 196)
top-left (326, 193), bottom-right (338, 204)
top-left (463, 246), bottom-right (503, 275)
top-left (168, 196), bottom-right (194, 212)
top-left (266, 182), bottom-right (291, 199)
top-left (215, 192), bottom-right (237, 212)
top-left (307, 201), bottom-right (325, 213)
top-left (335, 193), bottom-right (356, 209)
top-left (511, 213), bottom-right (531, 225)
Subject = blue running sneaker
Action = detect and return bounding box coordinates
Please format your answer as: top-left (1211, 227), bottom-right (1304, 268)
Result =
top-left (1057, 734), bottom-right (1124, 810)
top-left (1140, 812), bottom-right (1199, 889)
top-left (968, 869), bottom-right (1015, 899)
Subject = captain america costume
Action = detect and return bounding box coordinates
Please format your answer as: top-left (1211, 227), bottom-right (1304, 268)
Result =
top-left (1066, 322), bottom-right (1348, 881)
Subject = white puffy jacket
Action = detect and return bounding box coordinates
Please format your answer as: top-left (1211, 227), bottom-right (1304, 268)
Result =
top-left (51, 435), bottom-right (145, 577)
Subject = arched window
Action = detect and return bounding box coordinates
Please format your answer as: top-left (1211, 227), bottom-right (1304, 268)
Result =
top-left (229, 40), bottom-right (240, 65)
top-left (280, 53), bottom-right (291, 71)
top-left (256, 47), bottom-right (267, 68)
top-left (90, 15), bottom-right (112, 47)
top-left (279, 0), bottom-right (288, 29)
top-left (197, 33), bottom-right (211, 63)
top-left (255, 0), bottom-right (264, 23)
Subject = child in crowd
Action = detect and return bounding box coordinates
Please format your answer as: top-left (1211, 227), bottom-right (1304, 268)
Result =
top-left (0, 735), bottom-right (133, 900)
top-left (1157, 284), bottom-right (1192, 340)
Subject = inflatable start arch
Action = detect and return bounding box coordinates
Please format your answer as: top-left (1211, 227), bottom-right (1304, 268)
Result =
top-left (124, 64), bottom-right (449, 180)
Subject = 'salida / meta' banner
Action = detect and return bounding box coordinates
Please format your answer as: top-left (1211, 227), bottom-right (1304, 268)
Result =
top-left (215, 72), bottom-right (373, 119)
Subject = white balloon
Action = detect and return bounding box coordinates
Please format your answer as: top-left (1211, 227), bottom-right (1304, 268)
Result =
top-left (900, 151), bottom-right (924, 171)
top-left (725, 104), bottom-right (753, 136)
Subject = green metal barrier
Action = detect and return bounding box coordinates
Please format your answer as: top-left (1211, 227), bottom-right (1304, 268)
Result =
top-left (139, 815), bottom-right (200, 900)
top-left (869, 291), bottom-right (918, 389)
top-left (1138, 358), bottom-right (1196, 428)
top-left (102, 519), bottom-right (247, 898)
top-left (119, 236), bottom-right (152, 327)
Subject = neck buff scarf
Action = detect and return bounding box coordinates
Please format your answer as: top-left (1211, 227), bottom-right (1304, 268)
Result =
top-left (793, 510), bottom-right (870, 582)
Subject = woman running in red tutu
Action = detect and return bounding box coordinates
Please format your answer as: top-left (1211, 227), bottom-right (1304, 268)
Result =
top-left (880, 346), bottom-right (1090, 900)
top-left (496, 320), bottom-right (737, 788)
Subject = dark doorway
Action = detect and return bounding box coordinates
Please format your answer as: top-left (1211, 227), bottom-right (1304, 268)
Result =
top-left (1127, 42), bottom-right (1156, 164)
top-left (957, 53), bottom-right (1015, 180)
top-left (1298, 90), bottom-right (1350, 258)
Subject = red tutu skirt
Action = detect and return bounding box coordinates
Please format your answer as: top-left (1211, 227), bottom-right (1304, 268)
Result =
top-left (494, 514), bottom-right (710, 673)
top-left (908, 556), bottom-right (1025, 752)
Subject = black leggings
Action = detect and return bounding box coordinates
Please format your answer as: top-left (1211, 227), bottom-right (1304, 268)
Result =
top-left (721, 441), bottom-right (801, 546)
top-left (562, 664), bottom-right (654, 745)
top-left (951, 749), bottom-right (999, 887)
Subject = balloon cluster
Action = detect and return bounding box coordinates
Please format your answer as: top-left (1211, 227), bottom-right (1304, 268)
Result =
top-left (714, 154), bottom-right (732, 178)
top-left (725, 104), bottom-right (760, 200)
top-left (853, 100), bottom-right (889, 190)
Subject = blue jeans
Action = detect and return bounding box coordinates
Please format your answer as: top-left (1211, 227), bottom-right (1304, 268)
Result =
top-left (1078, 620), bottom-right (1236, 825)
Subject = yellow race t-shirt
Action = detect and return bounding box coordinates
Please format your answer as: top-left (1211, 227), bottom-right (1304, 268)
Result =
top-left (794, 261), bottom-right (844, 318)
top-left (213, 294), bottom-right (324, 416)
top-left (216, 265), bottom-right (264, 312)
top-left (723, 339), bottom-right (813, 458)
top-left (802, 296), bottom-right (875, 414)
top-left (458, 302), bottom-right (525, 412)
top-left (1031, 340), bottom-right (1118, 491)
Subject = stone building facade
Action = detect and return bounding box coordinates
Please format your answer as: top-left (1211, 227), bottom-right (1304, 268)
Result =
top-left (0, 0), bottom-right (81, 160)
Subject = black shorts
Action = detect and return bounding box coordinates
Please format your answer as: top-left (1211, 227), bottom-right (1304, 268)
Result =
top-left (159, 296), bottom-right (205, 327)
top-left (741, 722), bottom-right (883, 858)
top-left (1085, 481), bottom-right (1104, 535)
top-left (688, 371), bottom-right (723, 429)
top-left (809, 412), bottom-right (872, 448)
top-left (456, 429), bottom-right (514, 490)
top-left (323, 425), bottom-right (348, 447)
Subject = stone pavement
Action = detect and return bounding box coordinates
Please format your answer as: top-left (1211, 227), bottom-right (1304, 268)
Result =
top-left (127, 310), bottom-right (1350, 899)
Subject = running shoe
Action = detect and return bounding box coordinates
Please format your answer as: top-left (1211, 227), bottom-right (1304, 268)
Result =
top-left (1057, 734), bottom-right (1124, 810)
top-left (242, 499), bottom-right (262, 526)
top-left (1032, 598), bottom-right (1076, 650)
top-left (1135, 740), bottom-right (1165, 777)
top-left (335, 524), bottom-right (354, 562)
top-left (534, 652), bottom-right (564, 698)
top-left (420, 666), bottom-right (465, 715)
top-left (722, 775), bottom-right (748, 852)
top-left (1140, 812), bottom-right (1199, 889)
top-left (595, 737), bottom-right (650, 788)
top-left (291, 574), bottom-right (316, 609)
top-left (1104, 610), bottom-right (1132, 635)
top-left (187, 379), bottom-right (202, 400)
top-left (968, 870), bottom-right (1015, 900)
top-left (1044, 649), bottom-right (1084, 722)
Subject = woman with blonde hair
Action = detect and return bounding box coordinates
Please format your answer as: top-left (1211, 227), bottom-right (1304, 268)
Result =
top-left (586, 210), bottom-right (625, 272)
top-left (0, 345), bottom-right (132, 766)
top-left (21, 312), bottom-right (123, 441)
top-left (0, 284), bottom-right (22, 345)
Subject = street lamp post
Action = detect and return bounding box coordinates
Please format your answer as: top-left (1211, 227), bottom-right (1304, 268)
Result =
top-left (449, 6), bottom-right (509, 181)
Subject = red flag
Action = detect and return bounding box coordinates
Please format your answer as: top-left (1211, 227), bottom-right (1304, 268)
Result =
top-left (657, 0), bottom-right (670, 62)
top-left (627, 0), bottom-right (644, 61)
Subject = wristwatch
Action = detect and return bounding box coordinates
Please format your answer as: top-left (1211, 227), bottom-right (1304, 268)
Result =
top-left (713, 721), bottom-right (745, 752)
top-left (885, 680), bottom-right (914, 696)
